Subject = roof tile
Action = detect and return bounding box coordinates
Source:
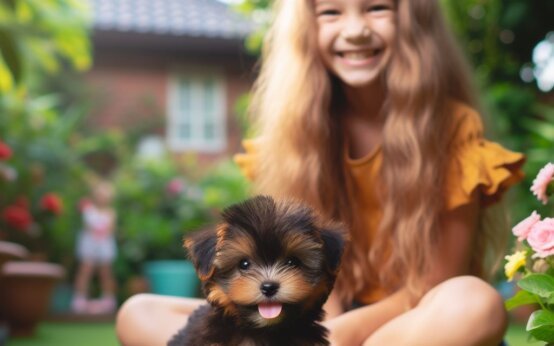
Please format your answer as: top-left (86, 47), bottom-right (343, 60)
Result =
top-left (90, 0), bottom-right (255, 39)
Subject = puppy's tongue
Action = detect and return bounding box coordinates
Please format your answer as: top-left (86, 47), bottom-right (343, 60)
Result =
top-left (258, 302), bottom-right (282, 319)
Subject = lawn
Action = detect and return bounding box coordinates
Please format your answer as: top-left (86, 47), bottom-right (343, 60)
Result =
top-left (6, 322), bottom-right (118, 346)
top-left (3, 321), bottom-right (543, 346)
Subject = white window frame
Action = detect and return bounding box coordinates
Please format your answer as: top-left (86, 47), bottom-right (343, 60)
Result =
top-left (167, 68), bottom-right (227, 152)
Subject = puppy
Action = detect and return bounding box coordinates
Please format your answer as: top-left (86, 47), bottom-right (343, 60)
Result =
top-left (168, 195), bottom-right (345, 346)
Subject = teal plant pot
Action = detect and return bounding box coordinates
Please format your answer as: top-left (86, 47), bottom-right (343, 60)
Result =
top-left (144, 260), bottom-right (200, 297)
top-left (49, 282), bottom-right (72, 313)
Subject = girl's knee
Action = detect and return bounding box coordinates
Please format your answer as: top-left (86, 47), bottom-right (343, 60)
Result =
top-left (425, 276), bottom-right (508, 340)
top-left (116, 294), bottom-right (158, 343)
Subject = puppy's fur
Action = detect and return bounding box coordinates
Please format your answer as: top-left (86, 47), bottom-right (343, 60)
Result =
top-left (168, 196), bottom-right (345, 346)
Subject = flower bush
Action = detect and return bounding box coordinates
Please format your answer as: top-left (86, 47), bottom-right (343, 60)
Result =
top-left (113, 153), bottom-right (250, 296)
top-left (0, 139), bottom-right (65, 256)
top-left (505, 162), bottom-right (554, 343)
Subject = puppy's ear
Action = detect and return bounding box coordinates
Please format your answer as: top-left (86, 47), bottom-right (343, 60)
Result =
top-left (184, 227), bottom-right (218, 281)
top-left (320, 224), bottom-right (346, 272)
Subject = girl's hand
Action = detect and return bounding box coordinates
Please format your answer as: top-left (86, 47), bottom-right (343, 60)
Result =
top-left (323, 318), bottom-right (357, 346)
top-left (323, 289), bottom-right (344, 320)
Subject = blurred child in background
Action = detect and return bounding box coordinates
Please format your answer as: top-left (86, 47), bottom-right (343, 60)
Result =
top-left (72, 179), bottom-right (117, 314)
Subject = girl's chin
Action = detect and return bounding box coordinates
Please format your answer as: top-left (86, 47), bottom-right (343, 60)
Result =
top-left (336, 74), bottom-right (381, 89)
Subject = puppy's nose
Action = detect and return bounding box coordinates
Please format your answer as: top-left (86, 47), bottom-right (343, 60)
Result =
top-left (260, 282), bottom-right (280, 297)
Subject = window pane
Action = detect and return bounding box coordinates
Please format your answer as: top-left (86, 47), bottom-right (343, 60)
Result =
top-left (168, 73), bottom-right (225, 151)
top-left (203, 79), bottom-right (216, 141)
top-left (179, 79), bottom-right (191, 142)
top-left (204, 122), bottom-right (214, 139)
top-left (180, 123), bottom-right (190, 138)
top-left (180, 80), bottom-right (190, 110)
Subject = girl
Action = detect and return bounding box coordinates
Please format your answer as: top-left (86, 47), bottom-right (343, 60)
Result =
top-left (72, 179), bottom-right (118, 314)
top-left (116, 0), bottom-right (525, 344)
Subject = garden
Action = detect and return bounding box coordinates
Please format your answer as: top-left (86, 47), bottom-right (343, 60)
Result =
top-left (0, 0), bottom-right (553, 345)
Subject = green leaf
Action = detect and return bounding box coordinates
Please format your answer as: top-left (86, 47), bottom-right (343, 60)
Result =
top-left (527, 310), bottom-right (554, 343)
top-left (2, 0), bottom-right (17, 11)
top-left (518, 274), bottom-right (554, 299)
top-left (505, 290), bottom-right (540, 310)
top-left (523, 118), bottom-right (554, 141)
top-left (0, 27), bottom-right (21, 84)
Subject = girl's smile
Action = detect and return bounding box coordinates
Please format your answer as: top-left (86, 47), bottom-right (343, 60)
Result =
top-left (315, 0), bottom-right (396, 88)
top-left (335, 48), bottom-right (383, 67)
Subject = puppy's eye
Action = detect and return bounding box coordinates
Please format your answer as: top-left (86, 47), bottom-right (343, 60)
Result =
top-left (285, 257), bottom-right (301, 267)
top-left (238, 259), bottom-right (251, 270)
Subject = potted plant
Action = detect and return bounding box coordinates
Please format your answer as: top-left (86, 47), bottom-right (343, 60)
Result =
top-left (0, 261), bottom-right (65, 336)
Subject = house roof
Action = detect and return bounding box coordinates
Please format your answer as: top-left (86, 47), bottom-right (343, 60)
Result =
top-left (90, 0), bottom-right (255, 40)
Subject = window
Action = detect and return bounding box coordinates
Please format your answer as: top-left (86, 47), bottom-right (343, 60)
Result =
top-left (167, 71), bottom-right (226, 152)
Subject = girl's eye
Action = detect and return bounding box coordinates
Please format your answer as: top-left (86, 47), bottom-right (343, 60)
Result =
top-left (367, 4), bottom-right (392, 12)
top-left (285, 257), bottom-right (301, 267)
top-left (239, 259), bottom-right (251, 270)
top-left (317, 9), bottom-right (340, 17)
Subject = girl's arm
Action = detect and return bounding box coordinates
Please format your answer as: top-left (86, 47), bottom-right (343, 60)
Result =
top-left (323, 287), bottom-right (412, 345)
top-left (323, 289), bottom-right (344, 320)
top-left (325, 193), bottom-right (480, 345)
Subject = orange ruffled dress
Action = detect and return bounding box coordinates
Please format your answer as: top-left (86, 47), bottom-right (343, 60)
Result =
top-left (234, 101), bottom-right (525, 304)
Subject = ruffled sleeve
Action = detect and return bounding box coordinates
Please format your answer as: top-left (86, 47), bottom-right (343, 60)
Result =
top-left (445, 104), bottom-right (526, 210)
top-left (233, 138), bottom-right (258, 181)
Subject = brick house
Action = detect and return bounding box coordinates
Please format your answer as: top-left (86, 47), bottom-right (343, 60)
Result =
top-left (87, 0), bottom-right (257, 159)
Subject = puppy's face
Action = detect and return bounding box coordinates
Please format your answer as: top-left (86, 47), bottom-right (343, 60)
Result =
top-left (185, 196), bottom-right (344, 328)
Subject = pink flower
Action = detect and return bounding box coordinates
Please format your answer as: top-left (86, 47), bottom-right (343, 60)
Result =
top-left (513, 210), bottom-right (541, 241)
top-left (166, 178), bottom-right (185, 196)
top-left (527, 218), bottom-right (554, 258)
top-left (531, 162), bottom-right (554, 205)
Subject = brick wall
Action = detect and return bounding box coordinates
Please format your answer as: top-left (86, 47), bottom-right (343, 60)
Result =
top-left (85, 48), bottom-right (256, 161)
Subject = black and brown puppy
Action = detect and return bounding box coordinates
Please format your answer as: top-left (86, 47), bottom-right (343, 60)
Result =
top-left (168, 195), bottom-right (345, 346)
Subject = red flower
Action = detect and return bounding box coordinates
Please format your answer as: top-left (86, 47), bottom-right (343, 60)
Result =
top-left (40, 193), bottom-right (63, 215)
top-left (0, 141), bottom-right (12, 160)
top-left (2, 205), bottom-right (33, 231)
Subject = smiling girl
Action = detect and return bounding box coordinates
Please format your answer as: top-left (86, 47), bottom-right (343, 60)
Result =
top-left (116, 1), bottom-right (525, 345)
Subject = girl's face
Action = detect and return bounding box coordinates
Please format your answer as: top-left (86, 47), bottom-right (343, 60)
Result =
top-left (93, 183), bottom-right (113, 207)
top-left (315, 0), bottom-right (396, 88)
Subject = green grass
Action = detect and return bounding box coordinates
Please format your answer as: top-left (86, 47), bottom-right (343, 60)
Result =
top-left (4, 322), bottom-right (545, 346)
top-left (6, 322), bottom-right (118, 346)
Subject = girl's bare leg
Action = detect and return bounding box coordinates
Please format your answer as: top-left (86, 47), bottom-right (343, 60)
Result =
top-left (74, 261), bottom-right (94, 296)
top-left (99, 263), bottom-right (116, 296)
top-left (116, 294), bottom-right (205, 346)
top-left (362, 276), bottom-right (507, 346)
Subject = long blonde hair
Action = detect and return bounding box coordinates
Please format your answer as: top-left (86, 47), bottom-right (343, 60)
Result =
top-left (249, 0), bottom-right (505, 304)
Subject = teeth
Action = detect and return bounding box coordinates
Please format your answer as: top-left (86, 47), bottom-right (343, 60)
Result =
top-left (340, 51), bottom-right (378, 60)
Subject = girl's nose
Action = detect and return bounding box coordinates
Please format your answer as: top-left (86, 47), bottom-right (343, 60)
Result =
top-left (341, 17), bottom-right (371, 41)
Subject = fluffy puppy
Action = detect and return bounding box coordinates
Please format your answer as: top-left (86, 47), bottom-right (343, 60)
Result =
top-left (168, 195), bottom-right (345, 346)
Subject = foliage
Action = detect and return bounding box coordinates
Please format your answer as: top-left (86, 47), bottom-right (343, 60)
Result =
top-left (112, 151), bottom-right (250, 297)
top-left (234, 0), bottom-right (272, 54)
top-left (505, 163), bottom-right (554, 343)
top-left (0, 139), bottom-right (65, 255)
top-left (114, 155), bottom-right (210, 266)
top-left (114, 155), bottom-right (249, 265)
top-left (0, 97), bottom-right (90, 265)
top-left (0, 0), bottom-right (92, 267)
top-left (441, 0), bottom-right (554, 224)
top-left (0, 0), bottom-right (91, 91)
